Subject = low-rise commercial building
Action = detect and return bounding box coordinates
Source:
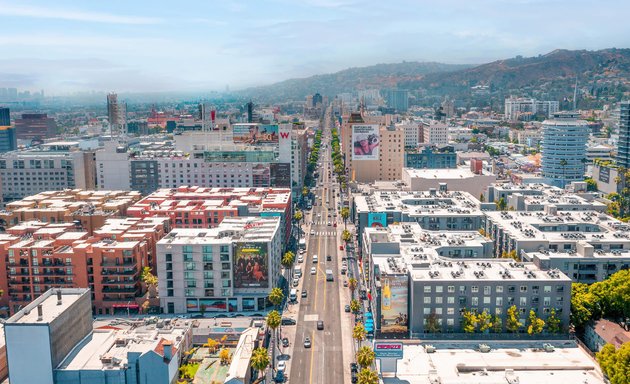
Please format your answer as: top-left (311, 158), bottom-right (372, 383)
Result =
top-left (157, 217), bottom-right (282, 314)
top-left (402, 166), bottom-right (496, 198)
top-left (485, 182), bottom-right (606, 212)
top-left (363, 223), bottom-right (572, 337)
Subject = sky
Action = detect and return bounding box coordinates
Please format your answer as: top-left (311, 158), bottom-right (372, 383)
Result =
top-left (0, 0), bottom-right (628, 94)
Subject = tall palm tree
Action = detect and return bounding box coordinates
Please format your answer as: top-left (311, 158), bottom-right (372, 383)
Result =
top-left (268, 288), bottom-right (284, 310)
top-left (559, 159), bottom-right (568, 188)
top-left (348, 278), bottom-right (358, 298)
top-left (250, 347), bottom-right (270, 379)
top-left (266, 310), bottom-right (281, 365)
top-left (340, 207), bottom-right (350, 229)
top-left (356, 346), bottom-right (375, 368)
top-left (357, 368), bottom-right (379, 384)
top-left (353, 322), bottom-right (366, 348)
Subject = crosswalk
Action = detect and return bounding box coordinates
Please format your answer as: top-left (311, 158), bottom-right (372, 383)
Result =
top-left (312, 220), bottom-right (337, 226)
top-left (310, 231), bottom-right (337, 236)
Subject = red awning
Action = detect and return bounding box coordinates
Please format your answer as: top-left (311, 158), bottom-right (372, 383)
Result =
top-left (112, 304), bottom-right (139, 308)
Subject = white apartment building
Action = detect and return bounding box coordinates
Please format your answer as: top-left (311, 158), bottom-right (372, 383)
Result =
top-left (504, 97), bottom-right (559, 121)
top-left (422, 121), bottom-right (449, 145)
top-left (541, 112), bottom-right (589, 188)
top-left (157, 217), bottom-right (282, 314)
top-left (398, 121), bottom-right (420, 148)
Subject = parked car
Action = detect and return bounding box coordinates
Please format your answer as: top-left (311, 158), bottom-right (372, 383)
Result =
top-left (343, 280), bottom-right (348, 287)
top-left (282, 338), bottom-right (289, 347)
top-left (276, 361), bottom-right (286, 372)
top-left (281, 318), bottom-right (296, 325)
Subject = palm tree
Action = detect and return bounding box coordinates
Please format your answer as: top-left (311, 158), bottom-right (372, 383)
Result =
top-left (268, 288), bottom-right (284, 310)
top-left (356, 345), bottom-right (375, 368)
top-left (250, 347), bottom-right (270, 379)
top-left (559, 159), bottom-right (568, 188)
top-left (350, 299), bottom-right (361, 315)
top-left (266, 310), bottom-right (281, 364)
top-left (357, 368), bottom-right (379, 384)
top-left (340, 207), bottom-right (350, 229)
top-left (348, 277), bottom-right (358, 298)
top-left (353, 322), bottom-right (366, 348)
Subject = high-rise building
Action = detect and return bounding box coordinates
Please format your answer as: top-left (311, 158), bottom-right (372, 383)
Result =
top-left (423, 121), bottom-right (449, 145)
top-left (14, 113), bottom-right (57, 142)
top-left (383, 89), bottom-right (409, 112)
top-left (0, 107), bottom-right (9, 126)
top-left (107, 93), bottom-right (127, 136)
top-left (541, 112), bottom-right (589, 187)
top-left (616, 101), bottom-right (630, 168)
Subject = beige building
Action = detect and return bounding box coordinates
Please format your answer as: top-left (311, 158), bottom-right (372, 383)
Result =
top-left (342, 112), bottom-right (404, 183)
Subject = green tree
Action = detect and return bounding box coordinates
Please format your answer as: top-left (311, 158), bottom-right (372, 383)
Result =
top-left (479, 193), bottom-right (485, 202)
top-left (250, 347), bottom-right (270, 378)
top-left (268, 287), bottom-right (284, 309)
top-left (546, 308), bottom-right (562, 334)
top-left (491, 315), bottom-right (503, 333)
top-left (353, 322), bottom-right (367, 347)
top-left (342, 229), bottom-right (352, 242)
top-left (526, 310), bottom-right (545, 335)
top-left (357, 346), bottom-right (375, 368)
top-left (281, 251), bottom-right (295, 269)
top-left (340, 207), bottom-right (350, 229)
top-left (219, 348), bottom-right (231, 365)
top-left (357, 368), bottom-right (379, 384)
top-left (294, 210), bottom-right (303, 223)
top-left (596, 342), bottom-right (630, 384)
top-left (348, 277), bottom-right (358, 296)
top-left (140, 266), bottom-right (158, 298)
top-left (478, 310), bottom-right (492, 333)
top-left (495, 197), bottom-right (507, 211)
top-left (462, 309), bottom-right (478, 333)
top-left (584, 178), bottom-right (598, 192)
top-left (506, 305), bottom-right (522, 333)
top-left (350, 299), bottom-right (361, 314)
top-left (425, 312), bottom-right (441, 333)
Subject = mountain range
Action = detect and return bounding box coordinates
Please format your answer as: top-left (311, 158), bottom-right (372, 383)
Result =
top-left (240, 48), bottom-right (630, 105)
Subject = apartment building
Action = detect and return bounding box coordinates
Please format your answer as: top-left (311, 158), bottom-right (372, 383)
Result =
top-left (353, 189), bottom-right (484, 246)
top-left (127, 186), bottom-right (292, 244)
top-left (0, 217), bottom-right (169, 315)
top-left (341, 113), bottom-right (404, 183)
top-left (504, 97), bottom-right (559, 121)
top-left (0, 189), bottom-right (141, 233)
top-left (405, 145), bottom-right (457, 169)
top-left (156, 217), bottom-right (282, 314)
top-left (484, 183), bottom-right (606, 212)
top-left (0, 141), bottom-right (96, 202)
top-left (363, 223), bottom-right (571, 337)
top-left (422, 121), bottom-right (449, 145)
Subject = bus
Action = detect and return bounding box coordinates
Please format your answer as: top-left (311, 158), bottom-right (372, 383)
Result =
top-left (325, 269), bottom-right (334, 281)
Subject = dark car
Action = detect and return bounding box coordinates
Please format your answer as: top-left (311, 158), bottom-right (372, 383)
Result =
top-left (345, 304), bottom-right (351, 313)
top-left (350, 363), bottom-right (358, 373)
top-left (301, 290), bottom-right (308, 298)
top-left (317, 320), bottom-right (324, 330)
top-left (327, 255), bottom-right (332, 261)
top-left (281, 317), bottom-right (297, 326)
top-left (351, 371), bottom-right (358, 383)
top-left (282, 337), bottom-right (289, 347)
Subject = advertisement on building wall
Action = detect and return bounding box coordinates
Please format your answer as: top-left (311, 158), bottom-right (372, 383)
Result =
top-left (380, 274), bottom-right (408, 335)
top-left (352, 124), bottom-right (380, 160)
top-left (368, 212), bottom-right (387, 228)
top-left (233, 242), bottom-right (269, 288)
top-left (278, 124), bottom-right (292, 163)
top-left (233, 124), bottom-right (279, 144)
top-left (599, 166), bottom-right (610, 184)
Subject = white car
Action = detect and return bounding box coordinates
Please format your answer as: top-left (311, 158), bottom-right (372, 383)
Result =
top-left (292, 278), bottom-right (299, 287)
top-left (298, 255), bottom-right (304, 263)
top-left (277, 361), bottom-right (286, 372)
top-left (310, 230), bottom-right (315, 235)
top-left (310, 267), bottom-right (316, 275)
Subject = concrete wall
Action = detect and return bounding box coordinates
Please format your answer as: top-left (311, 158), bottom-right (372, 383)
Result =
top-left (5, 325), bottom-right (54, 384)
top-left (49, 290), bottom-right (93, 368)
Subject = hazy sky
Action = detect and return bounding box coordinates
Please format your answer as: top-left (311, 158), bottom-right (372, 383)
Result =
top-left (0, 0), bottom-right (628, 93)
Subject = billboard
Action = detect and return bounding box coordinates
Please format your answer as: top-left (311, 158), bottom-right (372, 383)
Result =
top-left (380, 274), bottom-right (408, 335)
top-left (368, 212), bottom-right (387, 228)
top-left (233, 124), bottom-right (279, 144)
top-left (599, 166), bottom-right (610, 184)
top-left (233, 242), bottom-right (269, 288)
top-left (352, 124), bottom-right (380, 160)
top-left (374, 342), bottom-right (404, 359)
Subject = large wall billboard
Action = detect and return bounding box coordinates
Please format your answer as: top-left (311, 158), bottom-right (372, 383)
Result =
top-left (352, 124), bottom-right (380, 160)
top-left (233, 124), bottom-right (279, 144)
top-left (368, 212), bottom-right (387, 228)
top-left (380, 274), bottom-right (408, 335)
top-left (233, 242), bottom-right (269, 288)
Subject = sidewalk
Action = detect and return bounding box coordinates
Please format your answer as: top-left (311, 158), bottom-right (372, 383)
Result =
top-left (336, 217), bottom-right (355, 384)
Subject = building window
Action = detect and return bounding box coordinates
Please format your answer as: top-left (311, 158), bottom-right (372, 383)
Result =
top-left (165, 253), bottom-right (172, 262)
top-left (483, 286), bottom-right (491, 295)
top-left (435, 286), bottom-right (443, 293)
top-left (520, 286), bottom-right (527, 293)
top-left (447, 296), bottom-right (454, 304)
top-left (423, 297), bottom-right (431, 304)
top-left (424, 286), bottom-right (432, 293)
top-left (471, 286), bottom-right (479, 293)
top-left (471, 297), bottom-right (479, 306)
top-left (496, 286), bottom-right (503, 293)
top-left (435, 297), bottom-right (443, 304)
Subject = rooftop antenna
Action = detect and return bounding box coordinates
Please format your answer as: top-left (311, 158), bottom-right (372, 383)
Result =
top-left (573, 76), bottom-right (578, 111)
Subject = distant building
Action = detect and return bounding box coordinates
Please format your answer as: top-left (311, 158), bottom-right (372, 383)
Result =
top-left (616, 101), bottom-right (630, 168)
top-left (422, 121), bottom-right (449, 145)
top-left (0, 107), bottom-right (9, 126)
top-left (383, 89), bottom-right (409, 112)
top-left (107, 93), bottom-right (127, 136)
top-left (504, 97), bottom-right (559, 121)
top-left (584, 319), bottom-right (630, 352)
top-left (405, 145), bottom-right (456, 169)
top-left (14, 113), bottom-right (57, 142)
top-left (541, 112), bottom-right (589, 187)
top-left (0, 122), bottom-right (17, 153)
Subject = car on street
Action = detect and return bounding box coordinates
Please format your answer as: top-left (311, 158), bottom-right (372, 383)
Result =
top-left (281, 317), bottom-right (297, 325)
top-left (310, 267), bottom-right (316, 275)
top-left (327, 255), bottom-right (332, 261)
top-left (277, 361), bottom-right (286, 372)
top-left (343, 280), bottom-right (348, 287)
top-left (298, 254), bottom-right (304, 263)
top-left (304, 337), bottom-right (312, 348)
top-left (310, 230), bottom-right (315, 235)
top-left (301, 290), bottom-right (307, 298)
top-left (345, 304), bottom-right (351, 312)
top-left (327, 221), bottom-right (331, 226)
top-left (282, 337), bottom-right (290, 347)
top-left (317, 320), bottom-right (324, 330)
top-left (333, 222), bottom-right (337, 227)
top-left (292, 278), bottom-right (299, 287)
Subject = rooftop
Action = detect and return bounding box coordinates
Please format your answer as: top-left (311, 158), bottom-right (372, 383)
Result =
top-left (159, 217), bottom-right (281, 245)
top-left (6, 288), bottom-right (89, 324)
top-left (382, 341), bottom-right (605, 384)
top-left (403, 167), bottom-right (493, 179)
top-left (354, 190), bottom-right (481, 216)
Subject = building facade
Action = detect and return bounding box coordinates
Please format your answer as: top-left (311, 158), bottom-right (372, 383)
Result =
top-left (541, 112), bottom-right (589, 188)
top-left (405, 145), bottom-right (457, 169)
top-left (504, 97), bottom-right (559, 121)
top-left (14, 113), bottom-right (57, 142)
top-left (617, 101), bottom-right (630, 168)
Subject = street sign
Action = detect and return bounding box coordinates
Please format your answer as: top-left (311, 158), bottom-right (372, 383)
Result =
top-left (374, 342), bottom-right (404, 359)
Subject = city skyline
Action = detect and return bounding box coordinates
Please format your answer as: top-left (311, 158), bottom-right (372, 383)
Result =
top-left (0, 0), bottom-right (628, 94)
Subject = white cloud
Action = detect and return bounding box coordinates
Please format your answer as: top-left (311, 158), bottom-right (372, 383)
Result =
top-left (0, 3), bottom-right (161, 24)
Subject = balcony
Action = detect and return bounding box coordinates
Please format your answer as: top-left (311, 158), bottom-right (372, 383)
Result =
top-left (101, 259), bottom-right (136, 267)
top-left (102, 278), bottom-right (136, 284)
top-left (101, 267), bottom-right (138, 276)
top-left (102, 287), bottom-right (139, 293)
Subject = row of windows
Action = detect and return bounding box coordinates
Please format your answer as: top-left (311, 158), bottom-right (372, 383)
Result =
top-left (422, 296), bottom-right (562, 306)
top-left (423, 285), bottom-right (563, 294)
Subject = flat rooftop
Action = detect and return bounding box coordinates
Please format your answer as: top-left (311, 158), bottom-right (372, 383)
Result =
top-left (403, 167), bottom-right (493, 179)
top-left (6, 288), bottom-right (89, 324)
top-left (381, 341), bottom-right (605, 384)
top-left (354, 190), bottom-right (481, 216)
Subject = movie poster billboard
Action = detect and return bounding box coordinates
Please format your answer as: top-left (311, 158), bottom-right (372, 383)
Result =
top-left (380, 274), bottom-right (408, 334)
top-left (352, 124), bottom-right (380, 160)
top-left (368, 212), bottom-right (387, 228)
top-left (233, 242), bottom-right (269, 288)
top-left (233, 124), bottom-right (279, 144)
